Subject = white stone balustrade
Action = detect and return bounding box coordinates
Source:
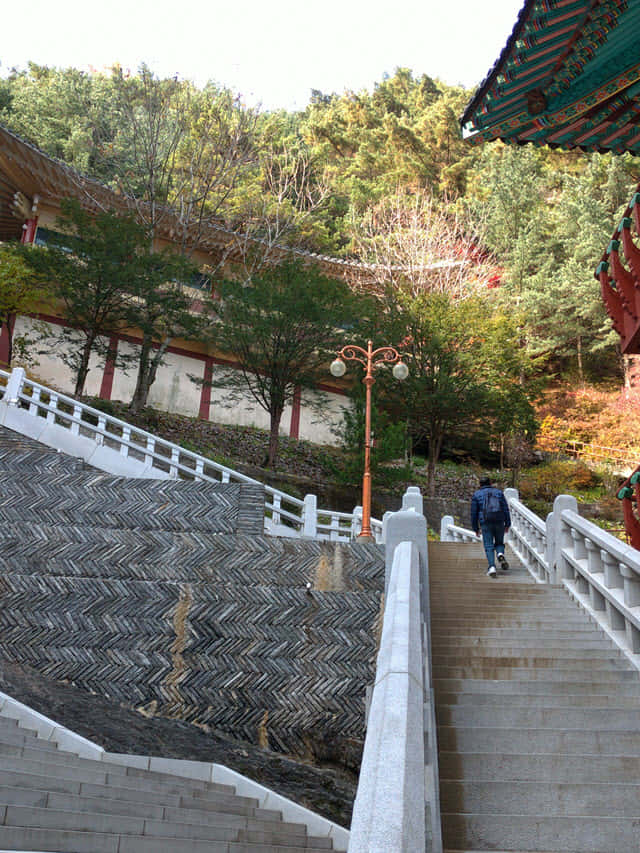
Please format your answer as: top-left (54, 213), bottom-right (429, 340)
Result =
top-left (0, 367), bottom-right (384, 544)
top-left (559, 509), bottom-right (640, 659)
top-left (349, 494), bottom-right (441, 853)
top-left (439, 515), bottom-right (480, 543)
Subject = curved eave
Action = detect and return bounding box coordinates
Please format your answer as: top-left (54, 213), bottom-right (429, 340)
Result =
top-left (460, 0), bottom-right (640, 153)
top-left (460, 0), bottom-right (537, 128)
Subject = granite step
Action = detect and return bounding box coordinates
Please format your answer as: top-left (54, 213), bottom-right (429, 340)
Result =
top-left (0, 785), bottom-right (308, 836)
top-left (438, 751), bottom-right (640, 783)
top-left (429, 538), bottom-right (640, 853)
top-left (441, 813), bottom-right (639, 853)
top-left (0, 804), bottom-right (333, 848)
top-left (436, 691), bottom-right (640, 708)
top-left (436, 725), bottom-right (640, 755)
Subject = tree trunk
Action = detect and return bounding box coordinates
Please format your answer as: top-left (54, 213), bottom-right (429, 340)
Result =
top-left (266, 407), bottom-right (284, 469)
top-left (130, 336), bottom-right (171, 414)
top-left (426, 432), bottom-right (443, 497)
top-left (74, 335), bottom-right (95, 397)
top-left (129, 336), bottom-right (153, 414)
top-left (577, 335), bottom-right (583, 385)
top-left (0, 316), bottom-right (14, 368)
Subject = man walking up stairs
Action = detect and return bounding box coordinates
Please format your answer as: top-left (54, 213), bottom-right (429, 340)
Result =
top-left (430, 540), bottom-right (640, 853)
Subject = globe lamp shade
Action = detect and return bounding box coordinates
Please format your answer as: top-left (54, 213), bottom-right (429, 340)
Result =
top-left (330, 358), bottom-right (347, 378)
top-left (392, 361), bottom-right (409, 381)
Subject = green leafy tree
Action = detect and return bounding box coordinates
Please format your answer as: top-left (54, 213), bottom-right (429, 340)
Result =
top-left (23, 200), bottom-right (147, 395)
top-left (126, 251), bottom-right (202, 413)
top-left (206, 257), bottom-right (360, 468)
top-left (375, 291), bottom-right (536, 494)
top-left (0, 242), bottom-right (47, 366)
top-left (0, 64), bottom-right (118, 176)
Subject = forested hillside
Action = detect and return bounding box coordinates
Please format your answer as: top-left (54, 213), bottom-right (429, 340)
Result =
top-left (2, 62), bottom-right (639, 476)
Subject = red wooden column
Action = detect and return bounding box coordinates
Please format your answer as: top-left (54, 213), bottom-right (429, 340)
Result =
top-left (0, 314), bottom-right (16, 368)
top-left (199, 358), bottom-right (214, 420)
top-left (289, 386), bottom-right (302, 439)
top-left (99, 335), bottom-right (119, 400)
top-left (21, 219), bottom-right (38, 244)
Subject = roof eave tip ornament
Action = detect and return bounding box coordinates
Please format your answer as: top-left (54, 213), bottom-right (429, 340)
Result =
top-left (461, 122), bottom-right (478, 140)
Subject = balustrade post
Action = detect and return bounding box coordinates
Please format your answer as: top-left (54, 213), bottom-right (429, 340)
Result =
top-left (402, 486), bottom-right (424, 514)
top-left (620, 564), bottom-right (640, 608)
top-left (440, 515), bottom-right (454, 542)
top-left (302, 494), bottom-right (317, 539)
top-left (351, 506), bottom-right (363, 539)
top-left (381, 510), bottom-right (393, 545)
top-left (551, 495), bottom-right (578, 583)
top-left (584, 537), bottom-right (602, 575)
top-left (570, 529), bottom-right (587, 562)
top-left (601, 550), bottom-right (623, 590)
top-left (385, 499), bottom-right (428, 600)
top-left (3, 367), bottom-right (25, 405)
top-left (71, 403), bottom-right (82, 436)
top-left (545, 512), bottom-right (555, 582)
top-left (46, 393), bottom-right (57, 424)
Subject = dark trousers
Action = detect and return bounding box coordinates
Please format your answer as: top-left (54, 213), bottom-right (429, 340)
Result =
top-left (480, 520), bottom-right (506, 568)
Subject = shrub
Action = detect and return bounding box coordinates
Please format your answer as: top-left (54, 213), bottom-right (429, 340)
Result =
top-left (519, 460), bottom-right (601, 508)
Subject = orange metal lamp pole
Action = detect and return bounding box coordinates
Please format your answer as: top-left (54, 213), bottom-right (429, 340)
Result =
top-left (330, 341), bottom-right (408, 539)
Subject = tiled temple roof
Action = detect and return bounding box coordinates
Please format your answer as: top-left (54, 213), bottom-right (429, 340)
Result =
top-left (0, 122), bottom-right (447, 285)
top-left (460, 0), bottom-right (640, 154)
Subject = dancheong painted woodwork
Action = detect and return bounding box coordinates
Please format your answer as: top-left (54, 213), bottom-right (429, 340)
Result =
top-left (461, 0), bottom-right (640, 154)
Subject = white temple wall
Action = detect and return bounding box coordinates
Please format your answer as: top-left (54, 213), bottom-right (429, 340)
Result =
top-left (14, 315), bottom-right (106, 397)
top-left (12, 315), bottom-right (348, 445)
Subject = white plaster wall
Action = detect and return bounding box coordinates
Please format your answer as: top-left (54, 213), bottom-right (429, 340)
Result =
top-left (298, 388), bottom-right (349, 445)
top-left (208, 364), bottom-right (271, 431)
top-left (14, 316), bottom-right (107, 397)
top-left (147, 351), bottom-right (203, 417)
top-left (13, 315), bottom-right (348, 445)
top-left (109, 339), bottom-right (138, 404)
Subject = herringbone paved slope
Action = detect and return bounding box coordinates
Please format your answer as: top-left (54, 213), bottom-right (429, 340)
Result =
top-left (0, 522), bottom-right (383, 590)
top-left (0, 714), bottom-right (338, 852)
top-left (0, 426), bottom-right (383, 763)
top-left (0, 463), bottom-right (264, 534)
top-left (430, 541), bottom-right (640, 853)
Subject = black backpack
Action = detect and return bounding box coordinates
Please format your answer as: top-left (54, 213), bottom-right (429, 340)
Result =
top-left (483, 487), bottom-right (503, 522)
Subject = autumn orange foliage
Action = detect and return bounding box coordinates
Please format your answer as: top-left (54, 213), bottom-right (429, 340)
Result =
top-left (535, 386), bottom-right (640, 461)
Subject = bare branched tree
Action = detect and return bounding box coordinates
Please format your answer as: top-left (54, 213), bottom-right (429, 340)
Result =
top-left (349, 189), bottom-right (497, 299)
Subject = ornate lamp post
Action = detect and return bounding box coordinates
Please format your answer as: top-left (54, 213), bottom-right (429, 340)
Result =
top-left (330, 340), bottom-right (408, 539)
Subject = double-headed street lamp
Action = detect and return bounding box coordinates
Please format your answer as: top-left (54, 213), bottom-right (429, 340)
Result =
top-left (330, 340), bottom-right (408, 539)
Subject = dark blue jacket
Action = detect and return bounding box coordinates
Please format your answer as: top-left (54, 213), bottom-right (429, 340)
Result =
top-left (471, 486), bottom-right (511, 532)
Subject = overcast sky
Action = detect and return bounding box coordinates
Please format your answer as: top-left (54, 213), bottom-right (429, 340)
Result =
top-left (3, 0), bottom-right (524, 109)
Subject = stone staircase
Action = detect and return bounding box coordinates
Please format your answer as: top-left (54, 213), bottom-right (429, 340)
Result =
top-left (0, 713), bottom-right (337, 852)
top-left (0, 425), bottom-right (383, 763)
top-left (430, 540), bottom-right (640, 853)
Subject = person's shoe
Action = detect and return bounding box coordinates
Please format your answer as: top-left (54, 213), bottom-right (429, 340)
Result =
top-left (497, 553), bottom-right (509, 571)
top-left (487, 566), bottom-right (497, 578)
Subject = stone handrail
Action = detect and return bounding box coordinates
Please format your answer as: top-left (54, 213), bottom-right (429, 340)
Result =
top-left (0, 367), bottom-right (383, 543)
top-left (440, 490), bottom-right (640, 667)
top-left (439, 516), bottom-right (480, 544)
top-left (503, 487), bottom-right (552, 584)
top-left (349, 491), bottom-right (442, 853)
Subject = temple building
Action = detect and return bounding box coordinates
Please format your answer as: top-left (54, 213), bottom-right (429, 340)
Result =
top-left (0, 121), bottom-right (382, 444)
